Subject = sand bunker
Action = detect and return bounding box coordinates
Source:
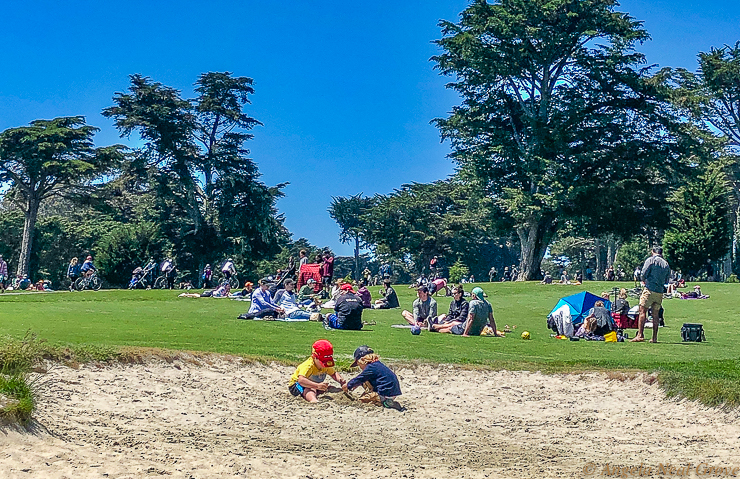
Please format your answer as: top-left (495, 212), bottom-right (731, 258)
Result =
top-left (2, 357), bottom-right (739, 478)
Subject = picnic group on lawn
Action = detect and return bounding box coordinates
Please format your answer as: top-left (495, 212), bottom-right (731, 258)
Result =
top-left (2, 245), bottom-right (677, 409)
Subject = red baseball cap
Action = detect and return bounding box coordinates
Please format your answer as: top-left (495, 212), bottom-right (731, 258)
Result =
top-left (312, 340), bottom-right (335, 367)
top-left (340, 283), bottom-right (354, 292)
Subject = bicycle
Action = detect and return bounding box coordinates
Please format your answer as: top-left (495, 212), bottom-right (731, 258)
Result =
top-left (154, 269), bottom-right (178, 289)
top-left (219, 272), bottom-right (239, 289)
top-left (74, 273), bottom-right (102, 291)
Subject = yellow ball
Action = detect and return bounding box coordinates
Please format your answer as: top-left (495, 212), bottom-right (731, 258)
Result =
top-left (521, 331), bottom-right (531, 340)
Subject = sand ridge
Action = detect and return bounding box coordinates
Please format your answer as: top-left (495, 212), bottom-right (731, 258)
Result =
top-left (1, 357), bottom-right (739, 478)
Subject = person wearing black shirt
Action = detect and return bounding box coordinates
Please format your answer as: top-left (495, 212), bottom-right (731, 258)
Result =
top-left (324, 284), bottom-right (364, 330)
top-left (373, 279), bottom-right (399, 309)
top-left (429, 285), bottom-right (469, 332)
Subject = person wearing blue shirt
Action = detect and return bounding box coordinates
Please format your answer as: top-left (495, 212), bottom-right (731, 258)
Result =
top-left (344, 345), bottom-right (403, 410)
top-left (239, 279), bottom-right (285, 319)
top-left (80, 256), bottom-right (96, 278)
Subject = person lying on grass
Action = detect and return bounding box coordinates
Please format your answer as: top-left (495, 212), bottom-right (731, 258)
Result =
top-left (288, 340), bottom-right (346, 403)
top-left (178, 283), bottom-right (231, 298)
top-left (343, 345), bottom-right (403, 410)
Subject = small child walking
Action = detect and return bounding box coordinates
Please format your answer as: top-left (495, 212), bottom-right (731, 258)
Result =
top-left (288, 339), bottom-right (346, 403)
top-left (343, 345), bottom-right (403, 410)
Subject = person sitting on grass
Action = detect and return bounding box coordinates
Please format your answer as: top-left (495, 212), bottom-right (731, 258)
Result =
top-left (272, 279), bottom-right (313, 320)
top-left (355, 281), bottom-right (372, 308)
top-left (373, 279), bottom-right (399, 309)
top-left (614, 289), bottom-right (630, 316)
top-left (323, 283), bottom-right (364, 330)
top-left (297, 278), bottom-right (317, 302)
top-left (238, 279), bottom-right (285, 319)
top-left (539, 272), bottom-right (553, 285)
top-left (583, 300), bottom-right (615, 336)
top-left (448, 286), bottom-right (501, 337)
top-left (343, 345), bottom-right (403, 410)
top-left (402, 285), bottom-right (437, 327)
top-left (428, 285), bottom-right (469, 332)
top-left (288, 340), bottom-right (346, 403)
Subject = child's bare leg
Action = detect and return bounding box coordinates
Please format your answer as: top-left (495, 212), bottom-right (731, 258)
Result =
top-left (303, 388), bottom-right (320, 403)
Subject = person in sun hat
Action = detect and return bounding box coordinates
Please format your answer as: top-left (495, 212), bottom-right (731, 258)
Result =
top-left (323, 283), bottom-right (364, 330)
top-left (344, 345), bottom-right (403, 410)
top-left (288, 340), bottom-right (346, 403)
top-left (452, 286), bottom-right (501, 337)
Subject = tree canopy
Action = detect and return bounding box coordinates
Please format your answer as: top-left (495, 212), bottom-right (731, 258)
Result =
top-left (433, 0), bottom-right (685, 280)
top-left (0, 117), bottom-right (122, 276)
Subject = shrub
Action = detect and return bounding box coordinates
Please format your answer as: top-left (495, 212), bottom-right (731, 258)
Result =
top-left (448, 260), bottom-right (470, 283)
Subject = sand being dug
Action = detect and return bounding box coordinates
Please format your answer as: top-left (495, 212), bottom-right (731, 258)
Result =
top-left (2, 357), bottom-right (740, 478)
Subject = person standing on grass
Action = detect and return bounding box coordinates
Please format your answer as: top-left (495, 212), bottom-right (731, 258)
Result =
top-left (0, 254), bottom-right (7, 293)
top-left (321, 251), bottom-right (334, 293)
top-left (402, 285), bottom-right (437, 327)
top-left (631, 246), bottom-right (671, 343)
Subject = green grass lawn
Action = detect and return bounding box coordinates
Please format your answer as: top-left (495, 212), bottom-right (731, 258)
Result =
top-left (1, 281), bottom-right (739, 406)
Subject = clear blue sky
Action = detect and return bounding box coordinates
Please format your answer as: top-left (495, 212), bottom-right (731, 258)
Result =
top-left (1, 1), bottom-right (739, 256)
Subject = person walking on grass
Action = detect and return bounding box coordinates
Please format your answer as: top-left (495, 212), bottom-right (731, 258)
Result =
top-left (631, 246), bottom-right (671, 343)
top-left (0, 254), bottom-right (7, 293)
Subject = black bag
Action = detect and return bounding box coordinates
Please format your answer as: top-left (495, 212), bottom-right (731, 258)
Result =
top-left (681, 323), bottom-right (705, 342)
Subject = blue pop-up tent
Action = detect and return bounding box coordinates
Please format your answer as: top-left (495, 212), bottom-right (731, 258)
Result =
top-left (547, 291), bottom-right (611, 325)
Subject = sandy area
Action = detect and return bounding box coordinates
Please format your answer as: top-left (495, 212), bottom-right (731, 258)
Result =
top-left (2, 356), bottom-right (739, 479)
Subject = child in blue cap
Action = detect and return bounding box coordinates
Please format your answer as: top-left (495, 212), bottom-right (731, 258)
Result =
top-left (343, 345), bottom-right (403, 410)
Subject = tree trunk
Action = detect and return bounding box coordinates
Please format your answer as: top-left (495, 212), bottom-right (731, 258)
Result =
top-left (517, 218), bottom-right (556, 281)
top-left (17, 198), bottom-right (40, 278)
top-left (354, 235), bottom-right (360, 281)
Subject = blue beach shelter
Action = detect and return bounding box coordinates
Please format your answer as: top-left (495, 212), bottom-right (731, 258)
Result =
top-left (548, 291), bottom-right (611, 326)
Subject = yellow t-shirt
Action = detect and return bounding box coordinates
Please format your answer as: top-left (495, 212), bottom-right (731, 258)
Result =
top-left (289, 357), bottom-right (335, 386)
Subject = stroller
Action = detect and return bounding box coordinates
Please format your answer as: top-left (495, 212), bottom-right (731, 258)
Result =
top-left (129, 266), bottom-right (148, 289)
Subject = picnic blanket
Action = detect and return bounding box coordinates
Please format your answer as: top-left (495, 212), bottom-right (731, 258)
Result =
top-left (241, 316), bottom-right (308, 322)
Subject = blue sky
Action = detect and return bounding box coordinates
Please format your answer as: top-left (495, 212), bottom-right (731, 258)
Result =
top-left (1, 1), bottom-right (739, 256)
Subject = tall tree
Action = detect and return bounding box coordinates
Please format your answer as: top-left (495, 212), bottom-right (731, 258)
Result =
top-left (0, 117), bottom-right (121, 277)
top-left (328, 194), bottom-right (375, 280)
top-left (665, 42), bottom-right (740, 273)
top-left (103, 73), bottom-right (286, 275)
top-left (663, 163), bottom-right (731, 276)
top-left (433, 0), bottom-right (683, 280)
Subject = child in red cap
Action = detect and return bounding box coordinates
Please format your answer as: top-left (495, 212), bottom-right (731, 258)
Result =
top-left (288, 340), bottom-right (346, 402)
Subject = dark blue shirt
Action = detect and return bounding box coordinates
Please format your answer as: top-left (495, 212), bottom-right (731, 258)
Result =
top-left (347, 361), bottom-right (402, 398)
